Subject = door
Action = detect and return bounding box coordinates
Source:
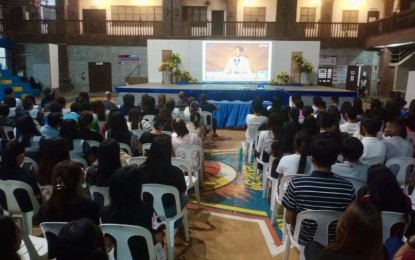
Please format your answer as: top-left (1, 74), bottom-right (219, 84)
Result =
top-left (89, 62), bottom-right (112, 92)
top-left (346, 65), bottom-right (359, 91)
top-left (212, 11), bottom-right (224, 36)
top-left (360, 65), bottom-right (372, 95)
top-left (82, 9), bottom-right (106, 34)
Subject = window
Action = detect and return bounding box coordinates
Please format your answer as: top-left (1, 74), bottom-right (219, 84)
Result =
top-left (182, 6), bottom-right (207, 23)
top-left (111, 6), bottom-right (162, 21)
top-left (244, 7), bottom-right (266, 22)
top-left (300, 7), bottom-right (316, 23)
top-left (342, 10), bottom-right (358, 30)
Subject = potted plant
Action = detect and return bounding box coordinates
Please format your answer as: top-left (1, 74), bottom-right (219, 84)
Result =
top-left (292, 55), bottom-right (313, 85)
top-left (158, 52), bottom-right (182, 83)
top-left (272, 72), bottom-right (290, 84)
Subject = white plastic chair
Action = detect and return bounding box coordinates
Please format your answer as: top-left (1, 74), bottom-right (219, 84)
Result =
top-left (0, 180), bottom-right (40, 235)
top-left (119, 142), bottom-right (132, 156)
top-left (172, 157), bottom-right (200, 204)
top-left (141, 184), bottom-right (189, 260)
top-left (40, 222), bottom-right (67, 259)
top-left (19, 228), bottom-right (48, 260)
top-left (264, 155), bottom-right (278, 208)
top-left (283, 210), bottom-right (343, 260)
top-left (245, 123), bottom-right (261, 163)
top-left (200, 111), bottom-right (213, 141)
top-left (175, 143), bottom-right (204, 185)
top-left (70, 156), bottom-right (88, 169)
top-left (85, 140), bottom-right (101, 149)
top-left (385, 157), bottom-right (415, 194)
top-left (143, 114), bottom-right (155, 123)
top-left (3, 125), bottom-right (15, 140)
top-left (132, 129), bottom-right (147, 140)
top-left (38, 184), bottom-right (53, 202)
top-left (271, 174), bottom-right (301, 225)
top-left (381, 211), bottom-right (408, 243)
top-left (128, 156), bottom-right (147, 166)
top-left (21, 157), bottom-right (39, 174)
top-left (345, 178), bottom-right (367, 199)
top-left (89, 185), bottom-right (110, 209)
top-left (254, 138), bottom-right (274, 198)
top-left (141, 143), bottom-right (152, 156)
top-left (100, 224), bottom-right (157, 260)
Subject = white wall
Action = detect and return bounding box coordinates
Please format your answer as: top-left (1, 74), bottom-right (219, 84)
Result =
top-left (147, 39), bottom-right (320, 84)
top-left (48, 44), bottom-right (59, 89)
top-left (404, 70), bottom-right (415, 106)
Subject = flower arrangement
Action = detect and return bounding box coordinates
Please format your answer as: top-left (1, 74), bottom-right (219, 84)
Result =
top-left (158, 52), bottom-right (181, 71)
top-left (292, 55), bottom-right (314, 74)
top-left (179, 69), bottom-right (197, 83)
top-left (271, 72), bottom-right (290, 84)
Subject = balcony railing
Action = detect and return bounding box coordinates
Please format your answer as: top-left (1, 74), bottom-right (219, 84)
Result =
top-left (367, 8), bottom-right (415, 35)
top-left (17, 19), bottom-right (367, 39)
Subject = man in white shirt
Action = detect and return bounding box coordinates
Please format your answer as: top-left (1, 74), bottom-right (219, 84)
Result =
top-left (339, 107), bottom-right (360, 135)
top-left (360, 116), bottom-right (386, 165)
top-left (224, 46), bottom-right (252, 74)
top-left (382, 118), bottom-right (414, 161)
top-left (246, 99), bottom-right (268, 139)
top-left (332, 137), bottom-right (369, 184)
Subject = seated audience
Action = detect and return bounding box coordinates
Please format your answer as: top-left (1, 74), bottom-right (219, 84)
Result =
top-left (100, 166), bottom-right (163, 258)
top-left (159, 107), bottom-right (174, 132)
top-left (38, 160), bottom-right (100, 223)
top-left (199, 93), bottom-right (219, 137)
top-left (157, 93), bottom-right (166, 109)
top-left (305, 200), bottom-right (385, 260)
top-left (282, 139), bottom-right (355, 246)
top-left (119, 94), bottom-right (138, 116)
top-left (339, 107), bottom-right (360, 135)
top-left (280, 107), bottom-right (301, 154)
top-left (78, 111), bottom-right (104, 143)
top-left (86, 139), bottom-right (122, 187)
top-left (0, 140), bottom-right (40, 197)
top-left (393, 234), bottom-right (415, 259)
top-left (332, 137), bottom-right (369, 185)
top-left (361, 164), bottom-right (412, 238)
top-left (21, 95), bottom-right (43, 125)
top-left (245, 99), bottom-right (268, 140)
top-left (127, 107), bottom-right (142, 130)
top-left (0, 103), bottom-right (15, 139)
top-left (383, 118), bottom-right (413, 161)
top-left (166, 97), bottom-right (182, 120)
top-left (140, 135), bottom-right (187, 214)
top-left (0, 215), bottom-right (22, 260)
top-left (60, 119), bottom-right (92, 162)
top-left (63, 102), bottom-right (80, 121)
top-left (186, 111), bottom-right (205, 139)
top-left (56, 96), bottom-right (70, 115)
top-left (106, 110), bottom-right (139, 155)
top-left (176, 91), bottom-right (187, 111)
top-left (40, 112), bottom-right (63, 138)
top-left (139, 115), bottom-right (163, 147)
top-left (359, 115), bottom-right (386, 165)
top-left (56, 219), bottom-right (108, 260)
top-left (16, 114), bottom-right (42, 161)
top-left (142, 96), bottom-right (159, 116)
top-left (172, 117), bottom-right (203, 168)
top-left (102, 91), bottom-right (117, 111)
top-left (276, 132), bottom-right (311, 178)
top-left (257, 112), bottom-right (284, 169)
top-left (38, 137), bottom-right (70, 186)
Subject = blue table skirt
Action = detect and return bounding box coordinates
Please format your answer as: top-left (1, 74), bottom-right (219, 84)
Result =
top-left (212, 101), bottom-right (271, 128)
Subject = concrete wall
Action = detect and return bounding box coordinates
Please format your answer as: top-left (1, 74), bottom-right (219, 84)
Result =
top-left (24, 44), bottom-right (51, 88)
top-left (67, 45), bottom-right (148, 92)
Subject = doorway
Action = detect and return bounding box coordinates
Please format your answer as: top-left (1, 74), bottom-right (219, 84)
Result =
top-left (212, 11), bottom-right (224, 36)
top-left (88, 62), bottom-right (112, 92)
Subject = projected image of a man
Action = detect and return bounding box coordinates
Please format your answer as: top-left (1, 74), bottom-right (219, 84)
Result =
top-left (224, 46), bottom-right (252, 74)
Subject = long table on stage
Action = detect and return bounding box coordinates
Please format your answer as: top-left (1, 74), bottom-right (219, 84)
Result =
top-left (212, 100), bottom-right (271, 128)
top-left (115, 83), bottom-right (357, 128)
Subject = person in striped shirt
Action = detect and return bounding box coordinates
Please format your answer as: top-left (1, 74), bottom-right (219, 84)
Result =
top-left (282, 138), bottom-right (355, 246)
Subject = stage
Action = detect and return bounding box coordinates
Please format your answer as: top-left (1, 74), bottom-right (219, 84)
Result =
top-left (115, 83), bottom-right (357, 128)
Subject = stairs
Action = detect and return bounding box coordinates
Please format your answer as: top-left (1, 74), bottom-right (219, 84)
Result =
top-left (390, 47), bottom-right (415, 65)
top-left (0, 67), bottom-right (40, 101)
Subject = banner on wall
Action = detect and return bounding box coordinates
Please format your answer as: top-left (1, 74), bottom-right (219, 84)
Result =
top-left (117, 55), bottom-right (139, 64)
top-left (319, 56), bottom-right (337, 66)
top-left (332, 65), bottom-right (348, 84)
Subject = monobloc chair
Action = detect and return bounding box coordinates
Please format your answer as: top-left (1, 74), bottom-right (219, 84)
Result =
top-left (119, 142), bottom-right (133, 156)
top-left (141, 143), bottom-right (152, 156)
top-left (0, 180), bottom-right (40, 235)
top-left (345, 178), bottom-right (367, 199)
top-left (141, 184), bottom-right (190, 260)
top-left (40, 222), bottom-right (67, 259)
top-left (172, 157), bottom-right (200, 204)
top-left (3, 125), bottom-right (15, 140)
top-left (245, 123), bottom-right (261, 163)
top-left (19, 227), bottom-right (48, 260)
top-left (385, 157), bottom-right (415, 194)
top-left (161, 130), bottom-right (173, 136)
top-left (132, 129), bottom-right (147, 140)
top-left (22, 157), bottom-right (39, 174)
top-left (283, 210), bottom-right (343, 260)
top-left (254, 139), bottom-right (274, 198)
top-left (100, 224), bottom-right (157, 260)
top-left (143, 114), bottom-right (155, 123)
top-left (70, 156), bottom-right (88, 169)
top-left (85, 140), bottom-right (100, 149)
top-left (89, 185), bottom-right (110, 209)
top-left (381, 211), bottom-right (408, 243)
top-left (200, 111), bottom-right (213, 141)
top-left (175, 143), bottom-right (204, 184)
top-left (128, 156), bottom-right (147, 166)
